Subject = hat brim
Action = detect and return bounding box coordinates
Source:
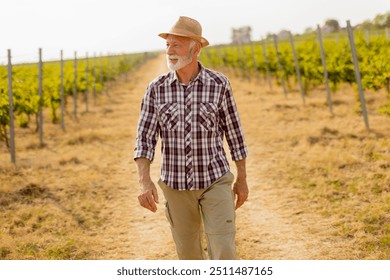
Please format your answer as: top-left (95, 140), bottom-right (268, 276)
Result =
top-left (158, 32), bottom-right (209, 48)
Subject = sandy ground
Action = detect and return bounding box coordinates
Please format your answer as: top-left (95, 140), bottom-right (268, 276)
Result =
top-left (1, 53), bottom-right (388, 260)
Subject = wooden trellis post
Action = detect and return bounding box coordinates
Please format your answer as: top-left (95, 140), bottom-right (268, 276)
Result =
top-left (273, 34), bottom-right (287, 98)
top-left (7, 49), bottom-right (16, 164)
top-left (73, 51), bottom-right (78, 119)
top-left (317, 25), bottom-right (333, 115)
top-left (38, 48), bottom-right (43, 146)
top-left (60, 50), bottom-right (65, 131)
top-left (288, 31), bottom-right (305, 104)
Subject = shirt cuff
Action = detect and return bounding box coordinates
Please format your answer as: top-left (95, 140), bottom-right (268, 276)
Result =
top-left (133, 147), bottom-right (155, 161)
top-left (231, 145), bottom-right (248, 161)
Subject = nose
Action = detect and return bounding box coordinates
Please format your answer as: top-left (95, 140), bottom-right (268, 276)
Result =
top-left (166, 44), bottom-right (174, 55)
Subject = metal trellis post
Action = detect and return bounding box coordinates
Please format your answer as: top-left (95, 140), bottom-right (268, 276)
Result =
top-left (347, 20), bottom-right (369, 130)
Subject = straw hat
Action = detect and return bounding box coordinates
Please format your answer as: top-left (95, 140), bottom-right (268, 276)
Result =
top-left (159, 16), bottom-right (209, 48)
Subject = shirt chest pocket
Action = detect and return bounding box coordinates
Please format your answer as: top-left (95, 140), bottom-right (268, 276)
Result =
top-left (158, 103), bottom-right (179, 131)
top-left (198, 103), bottom-right (218, 131)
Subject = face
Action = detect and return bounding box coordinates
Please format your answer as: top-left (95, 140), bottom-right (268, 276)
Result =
top-left (166, 35), bottom-right (196, 71)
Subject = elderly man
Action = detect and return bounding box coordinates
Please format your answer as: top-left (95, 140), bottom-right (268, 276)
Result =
top-left (134, 16), bottom-right (248, 260)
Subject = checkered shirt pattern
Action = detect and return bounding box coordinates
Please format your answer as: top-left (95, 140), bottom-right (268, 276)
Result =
top-left (134, 63), bottom-right (248, 190)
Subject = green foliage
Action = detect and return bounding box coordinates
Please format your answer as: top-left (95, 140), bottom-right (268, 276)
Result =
top-left (295, 40), bottom-right (323, 92)
top-left (0, 52), bottom-right (155, 145)
top-left (0, 84), bottom-right (10, 146)
top-left (200, 32), bottom-right (390, 117)
top-left (359, 37), bottom-right (390, 92)
top-left (320, 39), bottom-right (355, 91)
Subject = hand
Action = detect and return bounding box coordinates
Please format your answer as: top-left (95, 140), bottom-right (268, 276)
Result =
top-left (138, 180), bottom-right (159, 213)
top-left (232, 177), bottom-right (249, 210)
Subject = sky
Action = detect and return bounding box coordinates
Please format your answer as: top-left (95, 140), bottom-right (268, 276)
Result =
top-left (1, 0), bottom-right (389, 63)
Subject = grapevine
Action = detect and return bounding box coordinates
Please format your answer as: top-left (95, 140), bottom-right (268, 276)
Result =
top-left (200, 30), bottom-right (390, 116)
top-left (0, 52), bottom-right (155, 147)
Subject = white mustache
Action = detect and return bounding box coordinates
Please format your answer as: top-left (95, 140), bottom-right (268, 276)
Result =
top-left (167, 55), bottom-right (180, 60)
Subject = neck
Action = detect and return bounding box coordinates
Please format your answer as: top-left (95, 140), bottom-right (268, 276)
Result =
top-left (176, 60), bottom-right (200, 85)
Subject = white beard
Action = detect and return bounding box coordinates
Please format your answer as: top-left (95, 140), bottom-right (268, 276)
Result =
top-left (166, 48), bottom-right (194, 71)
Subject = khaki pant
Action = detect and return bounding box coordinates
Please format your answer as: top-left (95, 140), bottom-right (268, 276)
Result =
top-left (158, 171), bottom-right (236, 260)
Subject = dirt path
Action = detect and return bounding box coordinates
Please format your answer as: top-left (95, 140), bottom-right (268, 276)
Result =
top-left (95, 54), bottom-right (177, 259)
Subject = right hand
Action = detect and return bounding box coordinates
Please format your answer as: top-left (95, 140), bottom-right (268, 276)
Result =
top-left (138, 180), bottom-right (159, 213)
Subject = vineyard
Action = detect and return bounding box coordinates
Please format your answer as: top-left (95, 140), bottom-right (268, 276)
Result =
top-left (0, 51), bottom-right (156, 159)
top-left (1, 27), bottom-right (389, 161)
top-left (200, 29), bottom-right (390, 117)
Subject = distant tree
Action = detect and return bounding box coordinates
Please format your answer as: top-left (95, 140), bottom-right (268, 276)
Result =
top-left (266, 32), bottom-right (274, 40)
top-left (324, 19), bottom-right (340, 32)
top-left (373, 11), bottom-right (390, 28)
top-left (358, 20), bottom-right (375, 30)
top-left (304, 27), bottom-right (315, 34)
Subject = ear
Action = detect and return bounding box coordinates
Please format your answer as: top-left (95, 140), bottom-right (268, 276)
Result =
top-left (193, 42), bottom-right (202, 57)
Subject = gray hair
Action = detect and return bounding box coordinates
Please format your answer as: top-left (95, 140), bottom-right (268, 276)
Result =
top-left (190, 40), bottom-right (202, 56)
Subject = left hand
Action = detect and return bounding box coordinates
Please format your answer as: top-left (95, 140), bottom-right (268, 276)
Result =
top-left (232, 177), bottom-right (249, 210)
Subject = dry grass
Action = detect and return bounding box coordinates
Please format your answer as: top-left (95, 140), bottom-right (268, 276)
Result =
top-left (0, 55), bottom-right (389, 260)
top-left (231, 77), bottom-right (390, 259)
top-left (0, 80), bottom-right (135, 260)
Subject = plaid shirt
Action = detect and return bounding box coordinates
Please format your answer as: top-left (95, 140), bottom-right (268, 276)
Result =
top-left (134, 63), bottom-right (248, 190)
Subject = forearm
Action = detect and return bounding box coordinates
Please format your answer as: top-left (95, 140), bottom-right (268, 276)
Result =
top-left (233, 157), bottom-right (248, 209)
top-left (234, 158), bottom-right (247, 180)
top-left (135, 157), bottom-right (159, 212)
top-left (135, 157), bottom-right (152, 184)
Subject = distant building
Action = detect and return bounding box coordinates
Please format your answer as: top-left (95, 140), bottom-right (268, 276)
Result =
top-left (277, 30), bottom-right (290, 40)
top-left (321, 25), bottom-right (336, 34)
top-left (231, 26), bottom-right (252, 44)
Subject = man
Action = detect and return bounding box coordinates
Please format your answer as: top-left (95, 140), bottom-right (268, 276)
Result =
top-left (134, 16), bottom-right (248, 260)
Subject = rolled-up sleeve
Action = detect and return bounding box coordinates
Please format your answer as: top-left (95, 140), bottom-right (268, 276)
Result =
top-left (134, 85), bottom-right (160, 161)
top-left (221, 81), bottom-right (248, 161)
